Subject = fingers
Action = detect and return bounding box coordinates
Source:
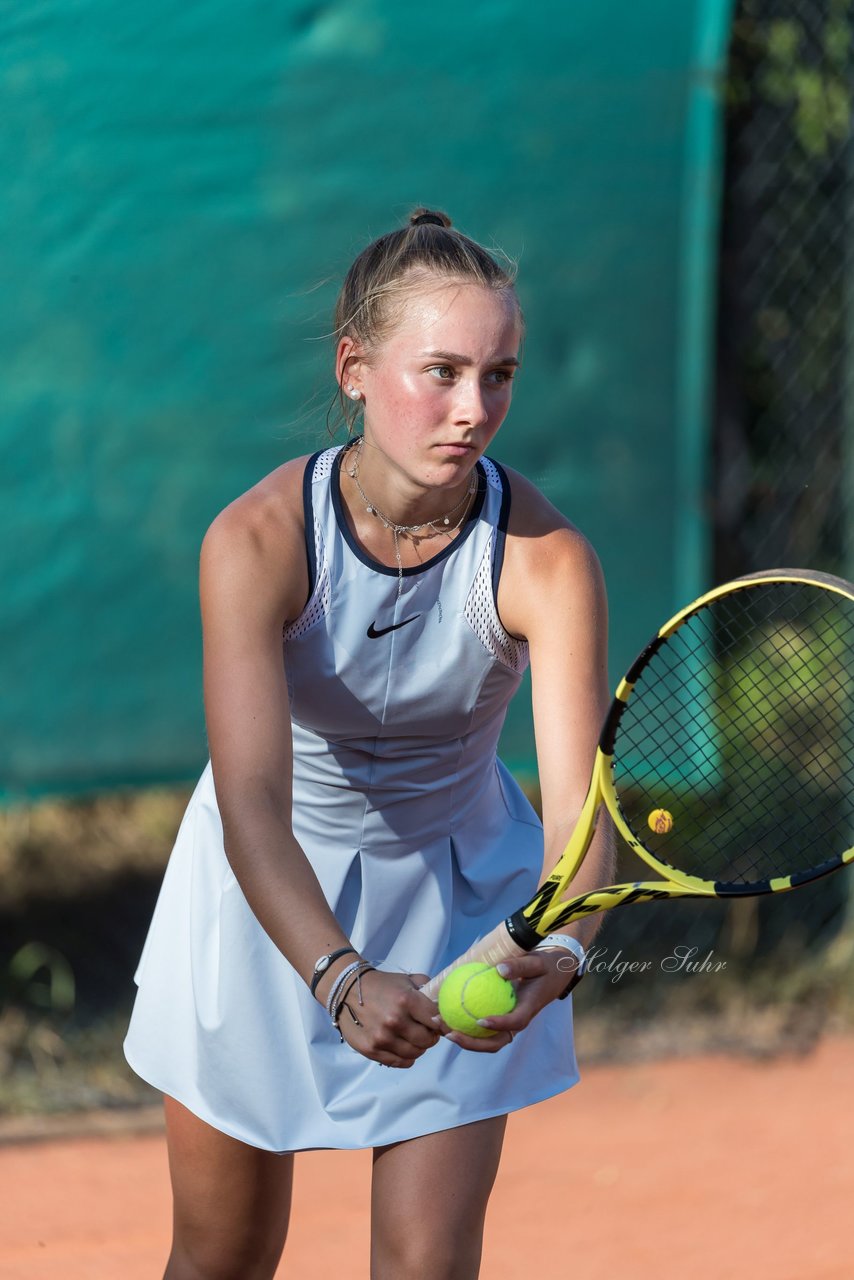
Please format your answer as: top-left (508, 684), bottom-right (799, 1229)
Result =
top-left (444, 1026), bottom-right (516, 1054)
top-left (489, 955), bottom-right (548, 982)
top-left (414, 952), bottom-right (574, 1057)
top-left (340, 971), bottom-right (442, 1065)
top-left (434, 999), bottom-right (526, 1052)
top-left (403, 975), bottom-right (447, 1031)
top-left (341, 1015), bottom-right (436, 1064)
top-left (340, 964), bottom-right (558, 1066)
top-left (433, 956), bottom-right (558, 1052)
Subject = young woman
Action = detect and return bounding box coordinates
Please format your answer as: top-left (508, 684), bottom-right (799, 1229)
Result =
top-left (125, 209), bottom-right (613, 1280)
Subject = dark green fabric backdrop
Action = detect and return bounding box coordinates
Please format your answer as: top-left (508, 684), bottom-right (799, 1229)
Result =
top-left (2, 0), bottom-right (734, 797)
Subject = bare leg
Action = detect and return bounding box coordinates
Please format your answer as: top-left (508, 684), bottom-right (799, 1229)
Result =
top-left (370, 1115), bottom-right (507, 1280)
top-left (162, 1095), bottom-right (294, 1280)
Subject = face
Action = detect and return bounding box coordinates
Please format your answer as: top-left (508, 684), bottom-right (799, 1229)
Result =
top-left (339, 281), bottom-right (522, 492)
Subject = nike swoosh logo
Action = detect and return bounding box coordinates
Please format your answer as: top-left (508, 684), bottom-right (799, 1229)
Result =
top-left (367, 614), bottom-right (422, 639)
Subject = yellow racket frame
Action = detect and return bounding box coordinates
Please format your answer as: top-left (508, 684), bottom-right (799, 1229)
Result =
top-left (422, 568), bottom-right (854, 998)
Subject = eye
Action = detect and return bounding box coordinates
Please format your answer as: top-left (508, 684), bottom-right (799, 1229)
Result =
top-left (487, 368), bottom-right (516, 385)
top-left (428, 365), bottom-right (456, 381)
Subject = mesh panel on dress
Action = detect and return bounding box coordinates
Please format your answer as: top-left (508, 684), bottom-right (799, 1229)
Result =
top-left (282, 496), bottom-right (331, 642)
top-left (464, 534), bottom-right (529, 673)
top-left (283, 561), bottom-right (330, 641)
top-left (480, 456), bottom-right (501, 491)
top-left (313, 447), bottom-right (338, 480)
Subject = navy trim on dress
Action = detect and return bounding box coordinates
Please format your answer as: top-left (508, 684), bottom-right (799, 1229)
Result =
top-left (331, 441), bottom-right (487, 578)
top-left (489, 459), bottom-right (512, 602)
top-left (302, 450), bottom-right (322, 604)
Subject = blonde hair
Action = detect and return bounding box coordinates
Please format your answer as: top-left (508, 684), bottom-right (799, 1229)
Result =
top-left (332, 208), bottom-right (520, 433)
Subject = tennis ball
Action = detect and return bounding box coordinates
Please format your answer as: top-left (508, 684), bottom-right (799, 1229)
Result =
top-left (648, 808), bottom-right (674, 834)
top-left (437, 962), bottom-right (516, 1037)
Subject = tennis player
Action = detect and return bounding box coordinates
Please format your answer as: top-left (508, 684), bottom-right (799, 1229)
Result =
top-left (124, 209), bottom-right (613, 1279)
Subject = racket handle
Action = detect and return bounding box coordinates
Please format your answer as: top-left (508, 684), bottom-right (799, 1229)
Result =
top-left (420, 921), bottom-right (528, 1001)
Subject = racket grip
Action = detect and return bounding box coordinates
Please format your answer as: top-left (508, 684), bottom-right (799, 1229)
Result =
top-left (420, 921), bottom-right (528, 1002)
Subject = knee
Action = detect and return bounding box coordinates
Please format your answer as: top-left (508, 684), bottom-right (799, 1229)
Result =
top-left (165, 1232), bottom-right (284, 1280)
top-left (372, 1227), bottom-right (483, 1280)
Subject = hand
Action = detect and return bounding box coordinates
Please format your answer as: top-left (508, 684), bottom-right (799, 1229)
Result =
top-left (436, 951), bottom-right (581, 1053)
top-left (337, 970), bottom-right (441, 1067)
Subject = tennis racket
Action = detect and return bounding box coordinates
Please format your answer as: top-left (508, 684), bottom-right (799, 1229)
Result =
top-left (422, 568), bottom-right (854, 998)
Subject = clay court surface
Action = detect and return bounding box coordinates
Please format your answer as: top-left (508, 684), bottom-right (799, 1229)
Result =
top-left (2, 1037), bottom-right (850, 1280)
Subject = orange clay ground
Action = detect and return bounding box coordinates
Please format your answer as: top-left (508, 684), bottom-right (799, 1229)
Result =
top-left (2, 1037), bottom-right (850, 1280)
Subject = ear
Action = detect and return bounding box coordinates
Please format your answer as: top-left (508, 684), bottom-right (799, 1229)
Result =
top-left (336, 335), bottom-right (365, 397)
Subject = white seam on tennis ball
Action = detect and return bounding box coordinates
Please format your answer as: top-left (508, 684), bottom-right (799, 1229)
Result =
top-left (460, 967), bottom-right (499, 1017)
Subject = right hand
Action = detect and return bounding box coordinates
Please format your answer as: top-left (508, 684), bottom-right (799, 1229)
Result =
top-left (336, 969), bottom-right (441, 1067)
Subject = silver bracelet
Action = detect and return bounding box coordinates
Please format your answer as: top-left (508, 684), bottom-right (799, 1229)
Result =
top-left (535, 933), bottom-right (588, 976)
top-left (329, 961), bottom-right (373, 1022)
top-left (325, 960), bottom-right (367, 1016)
top-left (331, 964), bottom-right (375, 1041)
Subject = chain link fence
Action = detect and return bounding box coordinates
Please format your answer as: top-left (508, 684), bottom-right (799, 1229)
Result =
top-left (715, 0), bottom-right (853, 579)
top-left (584, 0), bottom-right (854, 1050)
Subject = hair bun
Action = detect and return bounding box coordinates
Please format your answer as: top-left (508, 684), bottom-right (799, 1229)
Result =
top-left (409, 208), bottom-right (453, 229)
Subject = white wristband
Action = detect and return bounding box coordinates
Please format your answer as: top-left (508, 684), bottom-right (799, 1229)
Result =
top-left (535, 933), bottom-right (588, 976)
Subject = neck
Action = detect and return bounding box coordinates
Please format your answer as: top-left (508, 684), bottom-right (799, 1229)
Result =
top-left (342, 438), bottom-right (477, 533)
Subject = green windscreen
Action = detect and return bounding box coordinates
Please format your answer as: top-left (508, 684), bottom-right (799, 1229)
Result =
top-left (2, 1), bottom-right (734, 798)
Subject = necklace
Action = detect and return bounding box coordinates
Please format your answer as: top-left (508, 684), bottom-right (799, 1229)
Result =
top-left (345, 438), bottom-right (479, 596)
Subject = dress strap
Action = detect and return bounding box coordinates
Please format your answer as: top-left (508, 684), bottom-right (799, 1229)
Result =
top-left (486, 459), bottom-right (512, 599)
top-left (301, 450), bottom-right (323, 601)
top-left (464, 457), bottom-right (529, 673)
top-left (283, 448), bottom-right (338, 643)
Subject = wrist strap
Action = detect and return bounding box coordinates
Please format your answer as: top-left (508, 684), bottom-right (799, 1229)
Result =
top-left (535, 933), bottom-right (587, 969)
top-left (536, 933), bottom-right (587, 998)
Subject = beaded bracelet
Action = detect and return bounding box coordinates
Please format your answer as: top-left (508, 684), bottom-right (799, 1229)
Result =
top-left (329, 961), bottom-right (373, 1024)
top-left (332, 965), bottom-right (376, 1041)
top-left (325, 959), bottom-right (368, 1016)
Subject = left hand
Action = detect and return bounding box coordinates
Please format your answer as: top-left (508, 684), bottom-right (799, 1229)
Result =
top-left (434, 951), bottom-right (581, 1053)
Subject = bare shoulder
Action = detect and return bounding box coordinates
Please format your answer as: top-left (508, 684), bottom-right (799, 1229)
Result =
top-left (200, 454), bottom-right (312, 627)
top-left (497, 464), bottom-right (606, 641)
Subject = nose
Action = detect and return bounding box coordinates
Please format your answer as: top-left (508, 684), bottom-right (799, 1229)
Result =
top-left (453, 375), bottom-right (489, 428)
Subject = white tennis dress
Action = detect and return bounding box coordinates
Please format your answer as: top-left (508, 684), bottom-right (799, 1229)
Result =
top-left (124, 445), bottom-right (579, 1152)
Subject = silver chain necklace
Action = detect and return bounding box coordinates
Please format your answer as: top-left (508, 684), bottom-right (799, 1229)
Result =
top-left (345, 438), bottom-right (479, 596)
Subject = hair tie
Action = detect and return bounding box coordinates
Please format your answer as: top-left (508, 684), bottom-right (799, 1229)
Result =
top-left (412, 213), bottom-right (446, 227)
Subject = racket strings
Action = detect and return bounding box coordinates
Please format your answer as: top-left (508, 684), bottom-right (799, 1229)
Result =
top-left (611, 581), bottom-right (854, 888)
top-left (703, 636), bottom-right (834, 787)
top-left (686, 588), bottom-right (854, 878)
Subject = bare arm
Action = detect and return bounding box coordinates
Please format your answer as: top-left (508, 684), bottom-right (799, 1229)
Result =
top-left (200, 460), bottom-right (438, 1065)
top-left (443, 468), bottom-right (614, 1047)
top-left (200, 462), bottom-right (342, 984)
top-left (504, 479), bottom-right (615, 944)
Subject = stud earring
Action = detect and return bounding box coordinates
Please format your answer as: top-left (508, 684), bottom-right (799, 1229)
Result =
top-left (348, 387), bottom-right (361, 400)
